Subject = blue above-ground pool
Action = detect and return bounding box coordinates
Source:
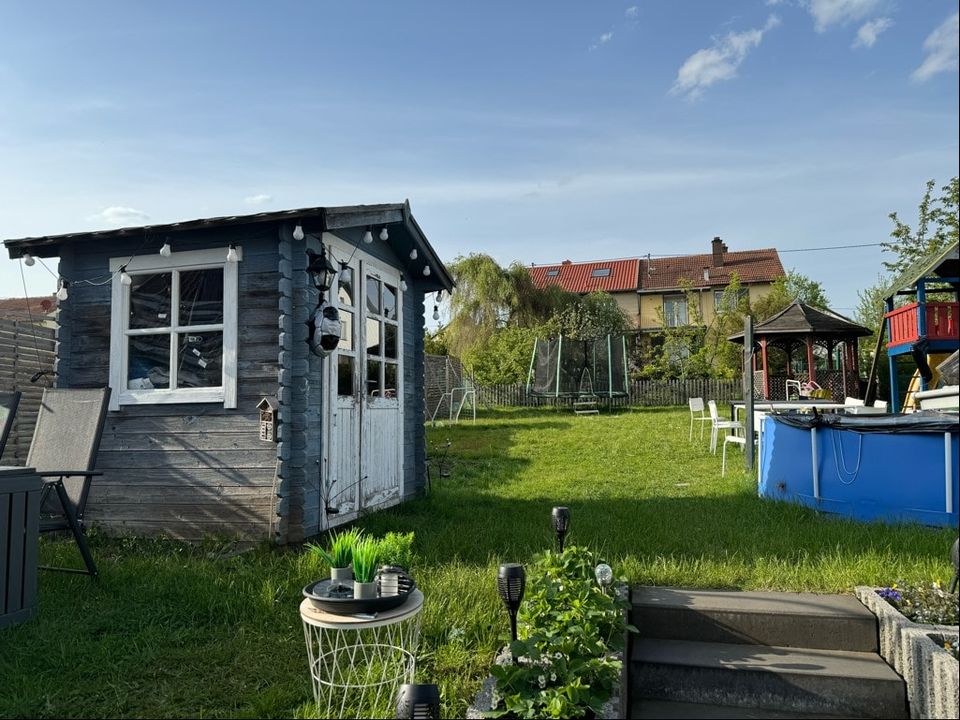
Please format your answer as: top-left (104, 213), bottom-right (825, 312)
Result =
top-left (759, 411), bottom-right (959, 527)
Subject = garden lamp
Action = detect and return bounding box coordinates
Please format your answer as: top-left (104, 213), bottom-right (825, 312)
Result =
top-left (552, 506), bottom-right (570, 552)
top-left (595, 563), bottom-right (613, 588)
top-left (950, 538), bottom-right (959, 594)
top-left (306, 245), bottom-right (337, 293)
top-left (497, 563), bottom-right (526, 643)
top-left (395, 683), bottom-right (441, 719)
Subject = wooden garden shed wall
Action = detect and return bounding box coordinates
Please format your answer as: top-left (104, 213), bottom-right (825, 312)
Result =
top-left (56, 225), bottom-right (282, 540)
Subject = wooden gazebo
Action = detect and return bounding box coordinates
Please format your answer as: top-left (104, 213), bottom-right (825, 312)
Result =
top-left (729, 302), bottom-right (872, 401)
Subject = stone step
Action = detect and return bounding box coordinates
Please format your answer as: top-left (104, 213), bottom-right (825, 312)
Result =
top-left (631, 586), bottom-right (878, 651)
top-left (632, 699), bottom-right (859, 719)
top-left (631, 638), bottom-right (907, 719)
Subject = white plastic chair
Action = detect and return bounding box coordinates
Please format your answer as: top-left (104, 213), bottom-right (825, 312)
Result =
top-left (688, 397), bottom-right (711, 442)
top-left (708, 400), bottom-right (743, 455)
top-left (722, 412), bottom-right (763, 476)
top-left (873, 399), bottom-right (888, 410)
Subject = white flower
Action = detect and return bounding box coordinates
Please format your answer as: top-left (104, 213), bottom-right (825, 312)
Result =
top-left (538, 674), bottom-right (547, 688)
top-left (550, 672), bottom-right (557, 681)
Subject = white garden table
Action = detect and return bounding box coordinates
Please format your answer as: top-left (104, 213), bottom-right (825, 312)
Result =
top-left (299, 589), bottom-right (423, 719)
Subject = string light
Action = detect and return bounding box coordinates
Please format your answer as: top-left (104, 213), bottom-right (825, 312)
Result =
top-left (293, 224), bottom-right (305, 241)
top-left (226, 244), bottom-right (239, 263)
top-left (423, 266), bottom-right (431, 277)
top-left (56, 279), bottom-right (69, 301)
top-left (120, 267), bottom-right (132, 286)
top-left (159, 242), bottom-right (172, 258)
top-left (23, 253), bottom-right (36, 267)
top-left (432, 306), bottom-right (440, 321)
top-left (379, 227), bottom-right (389, 241)
top-left (400, 274), bottom-right (408, 292)
top-left (409, 248), bottom-right (418, 260)
top-left (363, 229), bottom-right (373, 244)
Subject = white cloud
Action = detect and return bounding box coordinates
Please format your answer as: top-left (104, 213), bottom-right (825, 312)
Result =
top-left (671, 15), bottom-right (780, 100)
top-left (625, 6), bottom-right (638, 18)
top-left (852, 17), bottom-right (892, 48)
top-left (912, 11), bottom-right (959, 82)
top-left (87, 206), bottom-right (150, 226)
top-left (243, 193), bottom-right (272, 206)
top-left (589, 31), bottom-right (614, 51)
top-left (808, 0), bottom-right (882, 32)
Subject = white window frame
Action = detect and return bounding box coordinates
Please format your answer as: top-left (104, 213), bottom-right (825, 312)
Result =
top-left (663, 294), bottom-right (688, 327)
top-left (108, 246), bottom-right (241, 410)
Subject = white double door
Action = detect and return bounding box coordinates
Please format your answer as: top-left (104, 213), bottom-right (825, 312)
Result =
top-left (322, 235), bottom-right (403, 526)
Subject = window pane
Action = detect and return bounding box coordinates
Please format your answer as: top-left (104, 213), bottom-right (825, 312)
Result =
top-left (338, 310), bottom-right (354, 351)
top-left (178, 331), bottom-right (223, 388)
top-left (664, 297), bottom-right (688, 327)
top-left (384, 323), bottom-right (398, 359)
top-left (366, 318), bottom-right (380, 356)
top-left (179, 268), bottom-right (223, 326)
top-left (338, 266), bottom-right (354, 307)
top-left (383, 283), bottom-right (397, 320)
top-left (129, 273), bottom-right (171, 329)
top-left (127, 335), bottom-right (170, 389)
top-left (384, 362), bottom-right (397, 398)
top-left (366, 277), bottom-right (380, 315)
top-left (366, 359), bottom-right (381, 397)
top-left (337, 355), bottom-right (354, 396)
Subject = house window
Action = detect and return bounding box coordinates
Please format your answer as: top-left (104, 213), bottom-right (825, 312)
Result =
top-left (109, 247), bottom-right (240, 410)
top-left (714, 289), bottom-right (749, 313)
top-left (546, 269), bottom-right (559, 277)
top-left (591, 268), bottom-right (611, 277)
top-left (663, 295), bottom-right (688, 327)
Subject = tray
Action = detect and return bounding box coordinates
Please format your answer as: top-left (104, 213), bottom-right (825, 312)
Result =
top-left (302, 574), bottom-right (416, 615)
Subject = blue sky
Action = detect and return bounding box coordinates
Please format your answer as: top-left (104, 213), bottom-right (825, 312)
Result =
top-left (1, 0), bottom-right (957, 321)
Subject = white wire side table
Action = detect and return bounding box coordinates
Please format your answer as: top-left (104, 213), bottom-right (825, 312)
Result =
top-left (299, 589), bottom-right (424, 719)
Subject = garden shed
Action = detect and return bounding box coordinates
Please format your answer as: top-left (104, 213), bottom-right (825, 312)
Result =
top-left (3, 202), bottom-right (453, 543)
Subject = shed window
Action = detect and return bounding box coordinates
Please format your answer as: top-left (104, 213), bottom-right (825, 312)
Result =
top-left (109, 247), bottom-right (240, 410)
top-left (591, 268), bottom-right (611, 277)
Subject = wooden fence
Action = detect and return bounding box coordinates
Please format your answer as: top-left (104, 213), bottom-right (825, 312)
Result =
top-left (476, 378), bottom-right (742, 409)
top-left (0, 320), bottom-right (56, 465)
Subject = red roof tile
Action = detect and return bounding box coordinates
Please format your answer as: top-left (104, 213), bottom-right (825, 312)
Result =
top-left (639, 249), bottom-right (784, 291)
top-left (528, 258), bottom-right (639, 295)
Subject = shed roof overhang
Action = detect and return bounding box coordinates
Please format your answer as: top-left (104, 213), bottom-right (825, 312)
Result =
top-left (3, 200), bottom-right (454, 293)
top-left (883, 241), bottom-right (959, 300)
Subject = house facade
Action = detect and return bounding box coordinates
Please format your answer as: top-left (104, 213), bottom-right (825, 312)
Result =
top-left (4, 202), bottom-right (453, 543)
top-left (527, 237), bottom-right (785, 331)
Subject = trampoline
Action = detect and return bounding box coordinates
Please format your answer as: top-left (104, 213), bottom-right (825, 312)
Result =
top-left (526, 335), bottom-right (630, 399)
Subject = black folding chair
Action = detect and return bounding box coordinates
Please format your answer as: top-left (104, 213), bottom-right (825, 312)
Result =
top-left (28, 388), bottom-right (111, 577)
top-left (0, 390), bottom-right (22, 458)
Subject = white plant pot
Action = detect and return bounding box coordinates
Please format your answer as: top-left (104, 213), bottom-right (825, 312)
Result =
top-left (330, 566), bottom-right (353, 586)
top-left (380, 572), bottom-right (401, 597)
top-left (354, 581), bottom-right (377, 600)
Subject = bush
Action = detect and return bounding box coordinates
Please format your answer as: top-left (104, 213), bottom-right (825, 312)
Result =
top-left (487, 546), bottom-right (632, 719)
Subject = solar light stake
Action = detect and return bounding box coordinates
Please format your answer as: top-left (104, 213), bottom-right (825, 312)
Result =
top-left (950, 538), bottom-right (959, 594)
top-left (552, 506), bottom-right (570, 553)
top-left (497, 563), bottom-right (526, 643)
top-left (396, 683), bottom-right (441, 719)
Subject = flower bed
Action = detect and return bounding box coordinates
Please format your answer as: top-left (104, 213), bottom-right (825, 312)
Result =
top-left (855, 585), bottom-right (959, 719)
top-left (467, 546), bottom-right (632, 719)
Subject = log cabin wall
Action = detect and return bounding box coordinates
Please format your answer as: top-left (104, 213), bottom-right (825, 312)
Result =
top-left (56, 225), bottom-right (281, 541)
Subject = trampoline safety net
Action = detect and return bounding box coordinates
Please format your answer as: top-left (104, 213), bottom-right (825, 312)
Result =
top-left (527, 335), bottom-right (629, 398)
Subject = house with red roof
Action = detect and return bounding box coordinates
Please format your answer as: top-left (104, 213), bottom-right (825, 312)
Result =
top-left (527, 237), bottom-right (785, 331)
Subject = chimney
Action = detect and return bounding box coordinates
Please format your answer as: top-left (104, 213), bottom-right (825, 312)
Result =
top-left (711, 236), bottom-right (724, 267)
top-left (561, 259), bottom-right (572, 265)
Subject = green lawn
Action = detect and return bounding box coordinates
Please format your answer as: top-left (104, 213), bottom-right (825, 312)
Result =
top-left (1, 407), bottom-right (953, 718)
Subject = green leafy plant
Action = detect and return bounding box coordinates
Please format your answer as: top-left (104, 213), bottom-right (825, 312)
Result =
top-left (377, 531), bottom-right (415, 570)
top-left (487, 545), bottom-right (633, 719)
top-left (308, 527), bottom-right (362, 570)
top-left (352, 537), bottom-right (381, 583)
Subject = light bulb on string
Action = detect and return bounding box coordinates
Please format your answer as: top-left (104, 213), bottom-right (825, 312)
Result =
top-left (400, 275), bottom-right (408, 292)
top-left (409, 248), bottom-right (418, 260)
top-left (379, 227), bottom-right (389, 241)
top-left (56, 280), bottom-right (69, 301)
top-left (423, 266), bottom-right (431, 277)
top-left (159, 242), bottom-right (172, 258)
top-left (23, 253), bottom-right (36, 267)
top-left (226, 244), bottom-right (239, 263)
top-left (120, 267), bottom-right (132, 286)
top-left (363, 229), bottom-right (373, 244)
top-left (432, 306), bottom-right (440, 322)
top-left (293, 225), bottom-right (305, 241)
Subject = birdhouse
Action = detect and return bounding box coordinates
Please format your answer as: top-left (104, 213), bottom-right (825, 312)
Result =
top-left (257, 397), bottom-right (278, 442)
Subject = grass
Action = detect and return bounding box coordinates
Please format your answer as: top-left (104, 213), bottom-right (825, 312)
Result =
top-left (0, 407), bottom-right (954, 718)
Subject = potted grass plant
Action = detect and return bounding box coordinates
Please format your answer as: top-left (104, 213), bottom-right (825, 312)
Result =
top-left (377, 531), bottom-right (415, 597)
top-left (352, 536), bottom-right (381, 600)
top-left (310, 528), bottom-right (362, 586)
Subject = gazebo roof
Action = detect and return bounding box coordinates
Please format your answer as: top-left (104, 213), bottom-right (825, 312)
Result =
top-left (728, 301), bottom-right (871, 343)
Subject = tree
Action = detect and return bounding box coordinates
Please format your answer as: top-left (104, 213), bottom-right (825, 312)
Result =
top-left (544, 291), bottom-right (630, 340)
top-left (882, 177), bottom-right (959, 278)
top-left (750, 270), bottom-right (830, 321)
top-left (854, 276), bottom-right (889, 398)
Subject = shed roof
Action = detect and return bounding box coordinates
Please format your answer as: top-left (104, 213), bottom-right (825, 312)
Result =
top-left (728, 301), bottom-right (871, 343)
top-left (639, 248), bottom-right (784, 291)
top-left (3, 201), bottom-right (454, 292)
top-left (528, 258), bottom-right (639, 294)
